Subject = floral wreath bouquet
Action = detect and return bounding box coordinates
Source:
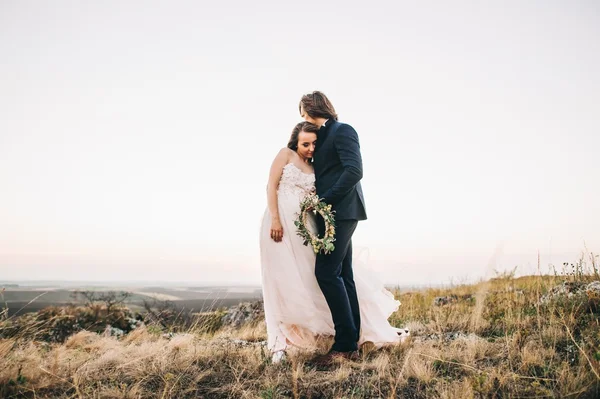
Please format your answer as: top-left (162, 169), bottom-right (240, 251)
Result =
top-left (294, 193), bottom-right (336, 255)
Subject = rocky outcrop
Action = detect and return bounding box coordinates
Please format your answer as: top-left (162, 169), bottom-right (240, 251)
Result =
top-left (586, 281), bottom-right (600, 298)
top-left (413, 331), bottom-right (484, 343)
top-left (432, 294), bottom-right (474, 306)
top-left (539, 280), bottom-right (600, 304)
top-left (221, 301), bottom-right (265, 328)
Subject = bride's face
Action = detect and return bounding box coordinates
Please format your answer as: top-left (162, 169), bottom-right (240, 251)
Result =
top-left (296, 131), bottom-right (317, 160)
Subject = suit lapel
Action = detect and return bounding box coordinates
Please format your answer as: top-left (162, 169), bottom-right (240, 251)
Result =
top-left (315, 120), bottom-right (337, 153)
top-left (314, 121), bottom-right (341, 170)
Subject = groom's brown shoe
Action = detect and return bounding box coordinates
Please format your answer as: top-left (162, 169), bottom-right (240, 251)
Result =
top-left (311, 350), bottom-right (360, 369)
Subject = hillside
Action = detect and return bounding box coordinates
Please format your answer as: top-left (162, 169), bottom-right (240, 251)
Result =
top-left (0, 285), bottom-right (263, 317)
top-left (1, 272), bottom-right (599, 398)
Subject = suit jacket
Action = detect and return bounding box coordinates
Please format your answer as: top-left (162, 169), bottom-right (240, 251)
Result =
top-left (312, 119), bottom-right (367, 221)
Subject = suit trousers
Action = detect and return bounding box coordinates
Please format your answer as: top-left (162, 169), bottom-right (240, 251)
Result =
top-left (315, 218), bottom-right (361, 352)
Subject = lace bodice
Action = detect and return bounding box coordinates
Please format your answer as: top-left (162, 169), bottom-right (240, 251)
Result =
top-left (278, 163), bottom-right (315, 198)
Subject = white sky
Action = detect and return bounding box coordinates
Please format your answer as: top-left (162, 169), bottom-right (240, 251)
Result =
top-left (1, 0), bottom-right (599, 285)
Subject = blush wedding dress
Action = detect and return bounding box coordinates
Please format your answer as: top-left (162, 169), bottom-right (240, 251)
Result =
top-left (260, 163), bottom-right (408, 360)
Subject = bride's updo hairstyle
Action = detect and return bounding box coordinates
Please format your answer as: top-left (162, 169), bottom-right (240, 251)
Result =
top-left (287, 122), bottom-right (319, 151)
top-left (299, 91), bottom-right (339, 121)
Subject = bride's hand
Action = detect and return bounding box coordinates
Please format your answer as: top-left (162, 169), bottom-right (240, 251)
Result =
top-left (270, 219), bottom-right (283, 242)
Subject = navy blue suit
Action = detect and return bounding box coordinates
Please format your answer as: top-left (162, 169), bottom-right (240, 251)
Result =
top-left (312, 119), bottom-right (366, 352)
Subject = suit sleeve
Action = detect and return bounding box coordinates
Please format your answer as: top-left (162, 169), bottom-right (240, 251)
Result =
top-left (321, 125), bottom-right (363, 204)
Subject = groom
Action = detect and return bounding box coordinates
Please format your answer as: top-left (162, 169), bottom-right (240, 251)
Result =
top-left (299, 91), bottom-right (367, 366)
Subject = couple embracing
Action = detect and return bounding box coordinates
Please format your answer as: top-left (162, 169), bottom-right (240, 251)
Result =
top-left (260, 91), bottom-right (408, 367)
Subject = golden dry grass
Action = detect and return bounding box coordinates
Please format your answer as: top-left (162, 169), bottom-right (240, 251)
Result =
top-left (1, 271), bottom-right (600, 398)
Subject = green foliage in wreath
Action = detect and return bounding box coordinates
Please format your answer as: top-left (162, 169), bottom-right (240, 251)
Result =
top-left (294, 194), bottom-right (336, 255)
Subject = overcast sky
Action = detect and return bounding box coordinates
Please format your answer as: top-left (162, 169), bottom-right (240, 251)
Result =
top-left (1, 0), bottom-right (599, 285)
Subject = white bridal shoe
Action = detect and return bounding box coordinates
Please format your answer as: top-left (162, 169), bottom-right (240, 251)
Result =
top-left (397, 328), bottom-right (411, 343)
top-left (271, 350), bottom-right (286, 364)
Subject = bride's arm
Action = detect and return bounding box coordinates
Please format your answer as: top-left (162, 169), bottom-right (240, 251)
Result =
top-left (266, 148), bottom-right (289, 242)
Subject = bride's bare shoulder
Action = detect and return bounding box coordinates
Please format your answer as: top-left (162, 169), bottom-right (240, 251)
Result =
top-left (274, 147), bottom-right (294, 161)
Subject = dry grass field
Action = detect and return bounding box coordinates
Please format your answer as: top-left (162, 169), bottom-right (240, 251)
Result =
top-left (1, 257), bottom-right (599, 398)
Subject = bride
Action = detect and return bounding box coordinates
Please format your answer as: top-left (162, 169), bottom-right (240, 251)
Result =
top-left (260, 121), bottom-right (408, 364)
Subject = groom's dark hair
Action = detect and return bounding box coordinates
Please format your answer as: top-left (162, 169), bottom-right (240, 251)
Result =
top-left (287, 122), bottom-right (319, 151)
top-left (299, 91), bottom-right (339, 121)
